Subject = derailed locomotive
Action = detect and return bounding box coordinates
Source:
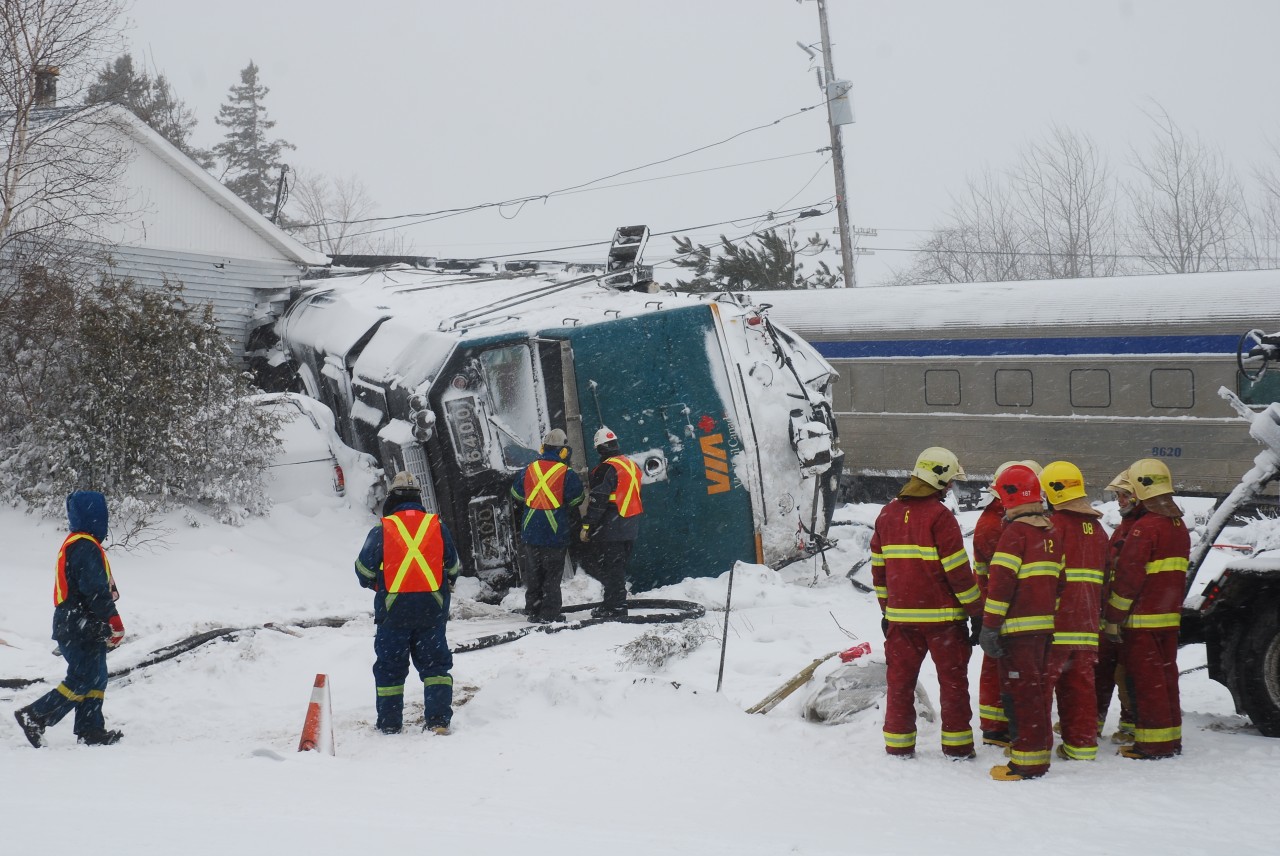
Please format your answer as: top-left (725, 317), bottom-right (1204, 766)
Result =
top-left (271, 263), bottom-right (842, 596)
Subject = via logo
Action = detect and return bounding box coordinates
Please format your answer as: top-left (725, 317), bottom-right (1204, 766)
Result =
top-left (700, 433), bottom-right (731, 495)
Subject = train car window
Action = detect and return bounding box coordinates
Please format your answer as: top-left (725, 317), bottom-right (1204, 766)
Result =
top-left (995, 369), bottom-right (1033, 407)
top-left (1239, 371), bottom-right (1280, 407)
top-left (478, 345), bottom-right (542, 467)
top-left (1150, 368), bottom-right (1194, 409)
top-left (925, 370), bottom-right (961, 406)
top-left (1070, 369), bottom-right (1111, 408)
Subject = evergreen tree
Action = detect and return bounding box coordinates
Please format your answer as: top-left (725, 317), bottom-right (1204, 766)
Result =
top-left (670, 228), bottom-right (840, 292)
top-left (213, 61), bottom-right (294, 217)
top-left (0, 276), bottom-right (281, 538)
top-left (84, 53), bottom-right (214, 168)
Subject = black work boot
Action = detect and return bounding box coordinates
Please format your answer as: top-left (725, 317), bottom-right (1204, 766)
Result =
top-left (14, 708), bottom-right (46, 748)
top-left (76, 728), bottom-right (123, 746)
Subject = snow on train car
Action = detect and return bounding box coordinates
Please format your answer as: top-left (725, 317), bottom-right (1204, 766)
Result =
top-left (273, 263), bottom-right (842, 596)
top-left (755, 269), bottom-right (1280, 503)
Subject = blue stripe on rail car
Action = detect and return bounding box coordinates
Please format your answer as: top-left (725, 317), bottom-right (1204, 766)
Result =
top-left (812, 334), bottom-right (1239, 359)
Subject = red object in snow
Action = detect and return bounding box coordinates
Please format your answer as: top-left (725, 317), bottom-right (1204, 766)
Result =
top-left (839, 642), bottom-right (872, 662)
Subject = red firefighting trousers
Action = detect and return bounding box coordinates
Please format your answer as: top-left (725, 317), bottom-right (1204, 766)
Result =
top-left (978, 653), bottom-right (1005, 733)
top-left (1095, 635), bottom-right (1135, 734)
top-left (883, 622), bottom-right (975, 757)
top-left (1045, 647), bottom-right (1098, 759)
top-left (999, 634), bottom-right (1053, 777)
top-left (1122, 629), bottom-right (1182, 756)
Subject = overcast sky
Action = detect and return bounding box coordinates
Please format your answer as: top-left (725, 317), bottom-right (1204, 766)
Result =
top-left (123, 0), bottom-right (1280, 285)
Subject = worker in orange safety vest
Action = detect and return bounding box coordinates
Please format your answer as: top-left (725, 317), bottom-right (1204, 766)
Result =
top-left (510, 428), bottom-right (585, 623)
top-left (579, 426), bottom-right (643, 619)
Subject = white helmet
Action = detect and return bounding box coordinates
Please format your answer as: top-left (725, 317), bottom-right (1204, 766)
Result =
top-left (912, 447), bottom-right (963, 490)
top-left (593, 426), bottom-right (619, 448)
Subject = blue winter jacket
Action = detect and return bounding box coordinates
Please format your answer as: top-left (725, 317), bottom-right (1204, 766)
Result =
top-left (354, 499), bottom-right (462, 627)
top-left (53, 491), bottom-right (118, 643)
top-left (510, 445), bottom-right (585, 547)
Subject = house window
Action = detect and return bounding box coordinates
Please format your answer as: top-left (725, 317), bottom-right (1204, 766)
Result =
top-left (925, 370), bottom-right (961, 406)
top-left (1070, 369), bottom-right (1111, 408)
top-left (995, 369), bottom-right (1033, 407)
top-left (1151, 368), bottom-right (1194, 409)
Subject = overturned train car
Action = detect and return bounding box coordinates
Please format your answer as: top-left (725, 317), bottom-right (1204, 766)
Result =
top-left (273, 266), bottom-right (842, 594)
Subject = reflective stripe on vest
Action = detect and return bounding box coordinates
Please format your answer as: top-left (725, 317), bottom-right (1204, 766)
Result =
top-left (54, 533), bottom-right (111, 607)
top-left (524, 460), bottom-right (568, 510)
top-left (606, 456), bottom-right (643, 518)
top-left (382, 512), bottom-right (444, 594)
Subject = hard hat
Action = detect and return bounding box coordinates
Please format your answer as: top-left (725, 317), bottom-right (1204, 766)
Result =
top-left (1129, 458), bottom-right (1174, 500)
top-left (912, 447), bottom-right (964, 490)
top-left (1018, 460), bottom-right (1044, 476)
top-left (542, 428), bottom-right (568, 448)
top-left (1041, 460), bottom-right (1086, 506)
top-left (390, 471), bottom-right (417, 491)
top-left (988, 460), bottom-right (1022, 500)
top-left (1106, 469), bottom-right (1134, 495)
top-left (593, 426), bottom-right (619, 448)
top-left (995, 464), bottom-right (1043, 506)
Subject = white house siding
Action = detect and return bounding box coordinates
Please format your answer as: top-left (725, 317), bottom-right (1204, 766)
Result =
top-left (104, 246), bottom-right (302, 351)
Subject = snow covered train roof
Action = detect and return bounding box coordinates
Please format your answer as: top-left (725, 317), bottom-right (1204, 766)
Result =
top-left (753, 269), bottom-right (1280, 343)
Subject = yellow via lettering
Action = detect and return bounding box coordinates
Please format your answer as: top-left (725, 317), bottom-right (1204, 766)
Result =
top-left (701, 433), bottom-right (731, 495)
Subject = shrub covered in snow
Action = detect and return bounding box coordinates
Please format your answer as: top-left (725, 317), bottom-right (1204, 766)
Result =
top-left (0, 274), bottom-right (280, 536)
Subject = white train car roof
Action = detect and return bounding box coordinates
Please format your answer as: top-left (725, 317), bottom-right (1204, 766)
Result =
top-left (754, 269), bottom-right (1279, 349)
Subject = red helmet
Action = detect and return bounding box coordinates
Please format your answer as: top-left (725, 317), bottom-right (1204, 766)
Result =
top-left (994, 464), bottom-right (1042, 506)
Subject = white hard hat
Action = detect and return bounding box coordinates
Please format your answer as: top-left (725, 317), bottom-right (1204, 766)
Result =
top-left (390, 471), bottom-right (417, 491)
top-left (593, 426), bottom-right (619, 448)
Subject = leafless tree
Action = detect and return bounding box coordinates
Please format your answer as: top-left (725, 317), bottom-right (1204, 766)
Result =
top-left (1124, 102), bottom-right (1248, 273)
top-left (1010, 125), bottom-right (1121, 278)
top-left (1, 0), bottom-right (130, 306)
top-left (888, 168), bottom-right (1028, 284)
top-left (1247, 138), bottom-right (1280, 268)
top-left (285, 168), bottom-right (413, 256)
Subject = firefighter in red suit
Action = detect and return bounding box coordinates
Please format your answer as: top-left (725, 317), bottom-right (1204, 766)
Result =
top-left (871, 447), bottom-right (982, 760)
top-left (1040, 461), bottom-right (1109, 761)
top-left (981, 465), bottom-right (1065, 781)
top-left (975, 460), bottom-right (1041, 747)
top-left (1103, 458), bottom-right (1190, 760)
top-left (1097, 469), bottom-right (1139, 743)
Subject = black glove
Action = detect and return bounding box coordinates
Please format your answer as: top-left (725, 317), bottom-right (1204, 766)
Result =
top-left (968, 615), bottom-right (982, 646)
top-left (880, 616), bottom-right (889, 636)
top-left (979, 626), bottom-right (1005, 659)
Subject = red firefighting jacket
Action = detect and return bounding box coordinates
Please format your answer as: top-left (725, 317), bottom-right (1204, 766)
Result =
top-left (1050, 509), bottom-right (1109, 649)
top-left (1104, 511), bottom-right (1190, 631)
top-left (871, 493), bottom-right (982, 624)
top-left (983, 518), bottom-right (1065, 635)
top-left (972, 501), bottom-right (1006, 593)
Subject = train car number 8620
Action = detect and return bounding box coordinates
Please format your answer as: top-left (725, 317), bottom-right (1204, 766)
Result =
top-left (1151, 446), bottom-right (1183, 458)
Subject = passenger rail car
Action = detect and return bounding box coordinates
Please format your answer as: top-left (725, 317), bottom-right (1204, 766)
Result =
top-left (755, 270), bottom-right (1280, 503)
top-left (273, 265), bottom-right (841, 595)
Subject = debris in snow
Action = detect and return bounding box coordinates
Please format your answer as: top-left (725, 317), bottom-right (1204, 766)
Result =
top-left (615, 621), bottom-right (716, 670)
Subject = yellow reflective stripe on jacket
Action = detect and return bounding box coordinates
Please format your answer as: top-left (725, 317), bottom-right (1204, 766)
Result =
top-left (1017, 561), bottom-right (1062, 579)
top-left (984, 598), bottom-right (1010, 617)
top-left (979, 704), bottom-right (1007, 723)
top-left (874, 586), bottom-right (887, 599)
top-left (1000, 615), bottom-right (1055, 634)
top-left (1052, 631), bottom-right (1099, 646)
top-left (974, 561), bottom-right (989, 577)
top-left (1145, 557), bottom-right (1189, 574)
top-left (1123, 613), bottom-right (1181, 630)
top-left (1065, 567), bottom-right (1105, 584)
top-left (990, 551), bottom-right (1021, 572)
top-left (879, 544), bottom-right (941, 562)
top-left (954, 585), bottom-right (981, 605)
top-left (870, 551), bottom-right (885, 568)
top-left (526, 461), bottom-right (566, 509)
top-left (940, 729), bottom-right (974, 747)
top-left (1108, 592), bottom-right (1133, 611)
top-left (1134, 725), bottom-right (1181, 743)
top-left (885, 606), bottom-right (966, 623)
top-left (940, 549), bottom-right (969, 571)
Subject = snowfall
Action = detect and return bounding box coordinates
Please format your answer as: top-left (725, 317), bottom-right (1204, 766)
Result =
top-left (3, 457), bottom-right (1278, 855)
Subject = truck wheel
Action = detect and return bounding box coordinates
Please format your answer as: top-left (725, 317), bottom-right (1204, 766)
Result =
top-left (1239, 610), bottom-right (1280, 737)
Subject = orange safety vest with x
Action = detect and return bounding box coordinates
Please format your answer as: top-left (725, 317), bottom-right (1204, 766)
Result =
top-left (605, 455), bottom-right (644, 518)
top-left (54, 533), bottom-right (112, 607)
top-left (381, 511), bottom-right (445, 594)
top-left (523, 460), bottom-right (568, 510)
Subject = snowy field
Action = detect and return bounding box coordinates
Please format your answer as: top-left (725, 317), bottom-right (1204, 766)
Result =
top-left (2, 482), bottom-right (1278, 856)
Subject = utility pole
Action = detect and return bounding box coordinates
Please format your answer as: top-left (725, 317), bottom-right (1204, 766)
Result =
top-left (809, 0), bottom-right (856, 287)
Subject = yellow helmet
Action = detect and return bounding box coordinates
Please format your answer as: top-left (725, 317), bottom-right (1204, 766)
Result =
top-left (912, 447), bottom-right (964, 490)
top-left (1041, 460), bottom-right (1086, 505)
top-left (1129, 458), bottom-right (1174, 500)
top-left (1106, 469), bottom-right (1134, 495)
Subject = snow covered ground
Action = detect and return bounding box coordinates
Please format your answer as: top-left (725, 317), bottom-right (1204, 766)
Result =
top-left (3, 486), bottom-right (1278, 855)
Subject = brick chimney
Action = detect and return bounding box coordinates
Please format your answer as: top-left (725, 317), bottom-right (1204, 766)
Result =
top-left (34, 66), bottom-right (59, 107)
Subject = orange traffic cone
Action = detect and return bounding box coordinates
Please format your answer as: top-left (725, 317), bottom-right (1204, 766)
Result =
top-left (297, 673), bottom-right (335, 755)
